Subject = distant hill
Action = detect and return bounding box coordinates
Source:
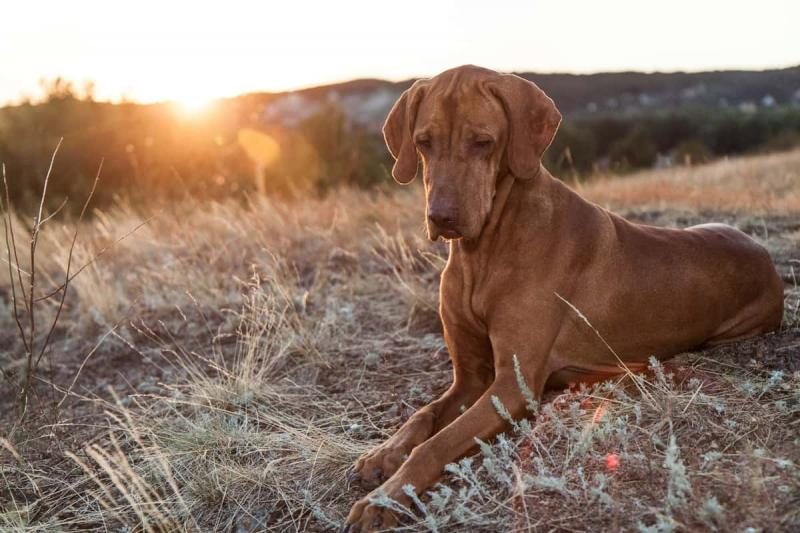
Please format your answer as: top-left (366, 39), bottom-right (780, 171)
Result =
top-left (521, 67), bottom-right (800, 116)
top-left (232, 66), bottom-right (800, 129)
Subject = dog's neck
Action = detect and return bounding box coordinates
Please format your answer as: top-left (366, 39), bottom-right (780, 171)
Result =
top-left (451, 166), bottom-right (557, 259)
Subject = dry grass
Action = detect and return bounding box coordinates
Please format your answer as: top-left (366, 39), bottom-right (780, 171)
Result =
top-left (1, 150), bottom-right (799, 532)
top-left (579, 149), bottom-right (800, 215)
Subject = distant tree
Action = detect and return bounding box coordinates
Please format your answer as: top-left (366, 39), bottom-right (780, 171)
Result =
top-left (39, 77), bottom-right (79, 102)
top-left (608, 126), bottom-right (658, 170)
top-left (673, 138), bottom-right (713, 165)
top-left (296, 102), bottom-right (388, 191)
top-left (81, 81), bottom-right (96, 102)
top-left (759, 129), bottom-right (800, 153)
top-left (711, 113), bottom-right (769, 154)
top-left (586, 117), bottom-right (632, 155)
top-left (647, 113), bottom-right (698, 153)
top-left (546, 123), bottom-right (598, 178)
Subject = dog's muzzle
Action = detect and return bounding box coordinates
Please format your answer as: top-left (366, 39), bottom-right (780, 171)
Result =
top-left (428, 207), bottom-right (463, 239)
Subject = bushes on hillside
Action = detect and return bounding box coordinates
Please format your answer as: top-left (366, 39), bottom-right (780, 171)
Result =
top-left (1, 82), bottom-right (799, 213)
top-left (608, 126), bottom-right (659, 170)
top-left (549, 108), bottom-right (800, 178)
top-left (544, 123), bottom-right (598, 178)
top-left (0, 91), bottom-right (391, 213)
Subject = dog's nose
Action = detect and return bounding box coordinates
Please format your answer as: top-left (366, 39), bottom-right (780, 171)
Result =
top-left (428, 208), bottom-right (457, 230)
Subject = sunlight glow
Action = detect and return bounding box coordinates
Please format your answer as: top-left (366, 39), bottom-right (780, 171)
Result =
top-left (173, 94), bottom-right (214, 116)
top-left (237, 129), bottom-right (281, 166)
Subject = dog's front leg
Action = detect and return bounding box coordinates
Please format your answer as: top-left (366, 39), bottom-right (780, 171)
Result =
top-left (350, 326), bottom-right (491, 488)
top-left (344, 352), bottom-right (549, 532)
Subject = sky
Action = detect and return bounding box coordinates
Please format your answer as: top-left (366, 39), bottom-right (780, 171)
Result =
top-left (2, 0), bottom-right (798, 106)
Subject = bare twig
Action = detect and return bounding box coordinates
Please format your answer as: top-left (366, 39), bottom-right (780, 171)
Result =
top-left (4, 146), bottom-right (153, 425)
top-left (3, 164), bottom-right (31, 311)
top-left (20, 138), bottom-right (63, 416)
top-left (37, 195), bottom-right (70, 227)
top-left (33, 160), bottom-right (102, 374)
top-left (2, 142), bottom-right (113, 424)
top-left (2, 163), bottom-right (30, 354)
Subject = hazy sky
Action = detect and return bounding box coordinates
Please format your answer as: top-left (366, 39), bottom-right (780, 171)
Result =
top-left (2, 0), bottom-right (798, 105)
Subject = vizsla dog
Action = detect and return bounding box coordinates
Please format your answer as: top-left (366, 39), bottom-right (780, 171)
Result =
top-left (344, 65), bottom-right (784, 531)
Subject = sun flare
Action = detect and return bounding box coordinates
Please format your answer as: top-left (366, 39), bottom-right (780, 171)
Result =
top-left (173, 94), bottom-right (214, 116)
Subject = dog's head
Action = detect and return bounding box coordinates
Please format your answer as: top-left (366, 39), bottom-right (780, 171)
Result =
top-left (383, 65), bottom-right (561, 241)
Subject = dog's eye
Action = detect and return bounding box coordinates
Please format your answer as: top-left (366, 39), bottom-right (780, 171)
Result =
top-left (473, 138), bottom-right (493, 150)
top-left (416, 138), bottom-right (432, 150)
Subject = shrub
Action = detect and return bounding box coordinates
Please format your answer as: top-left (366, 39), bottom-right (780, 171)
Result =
top-left (609, 126), bottom-right (658, 170)
top-left (546, 123), bottom-right (598, 178)
top-left (673, 138), bottom-right (713, 165)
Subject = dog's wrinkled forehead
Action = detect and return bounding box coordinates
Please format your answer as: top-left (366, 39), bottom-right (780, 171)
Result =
top-left (416, 66), bottom-right (505, 133)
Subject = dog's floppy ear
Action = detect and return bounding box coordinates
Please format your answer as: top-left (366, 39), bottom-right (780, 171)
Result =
top-left (487, 73), bottom-right (561, 180)
top-left (383, 80), bottom-right (427, 184)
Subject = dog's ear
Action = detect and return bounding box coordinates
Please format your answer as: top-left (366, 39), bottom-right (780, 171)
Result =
top-left (383, 80), bottom-right (427, 184)
top-left (487, 74), bottom-right (561, 180)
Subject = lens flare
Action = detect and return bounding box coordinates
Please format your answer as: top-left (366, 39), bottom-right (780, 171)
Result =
top-left (174, 95), bottom-right (213, 116)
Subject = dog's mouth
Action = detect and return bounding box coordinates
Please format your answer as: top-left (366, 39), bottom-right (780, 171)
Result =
top-left (439, 229), bottom-right (463, 240)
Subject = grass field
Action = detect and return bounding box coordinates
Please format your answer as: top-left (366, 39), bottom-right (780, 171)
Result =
top-left (1, 150), bottom-right (799, 532)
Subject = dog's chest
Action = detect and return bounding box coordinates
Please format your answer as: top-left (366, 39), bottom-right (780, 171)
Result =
top-left (440, 253), bottom-right (517, 332)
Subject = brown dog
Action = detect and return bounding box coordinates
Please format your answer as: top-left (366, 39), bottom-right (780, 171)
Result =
top-left (344, 65), bottom-right (784, 531)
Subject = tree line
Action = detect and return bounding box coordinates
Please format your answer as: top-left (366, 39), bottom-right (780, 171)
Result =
top-left (1, 82), bottom-right (799, 215)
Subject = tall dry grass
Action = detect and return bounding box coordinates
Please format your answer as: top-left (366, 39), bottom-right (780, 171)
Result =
top-left (1, 150), bottom-right (799, 531)
top-left (580, 148), bottom-right (800, 214)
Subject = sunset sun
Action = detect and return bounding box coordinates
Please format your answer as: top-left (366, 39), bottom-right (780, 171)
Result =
top-left (173, 94), bottom-right (214, 115)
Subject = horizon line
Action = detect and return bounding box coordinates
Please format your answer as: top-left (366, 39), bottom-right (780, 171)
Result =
top-left (5, 61), bottom-right (799, 108)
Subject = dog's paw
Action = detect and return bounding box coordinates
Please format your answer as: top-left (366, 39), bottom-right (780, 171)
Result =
top-left (342, 491), bottom-right (400, 533)
top-left (351, 442), bottom-right (409, 489)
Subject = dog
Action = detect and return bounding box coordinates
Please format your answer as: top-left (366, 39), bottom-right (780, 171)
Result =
top-left (344, 65), bottom-right (784, 531)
